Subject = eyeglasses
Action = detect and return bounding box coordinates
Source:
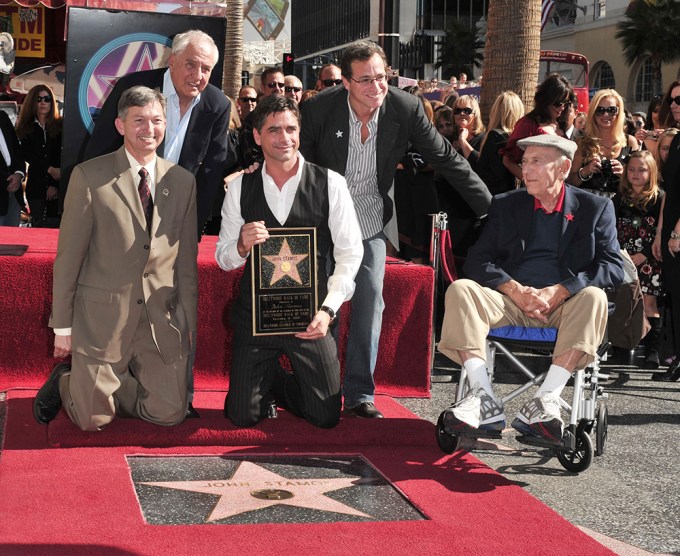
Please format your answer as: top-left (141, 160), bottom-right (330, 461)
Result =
top-left (453, 107), bottom-right (473, 116)
top-left (285, 86), bottom-right (302, 93)
top-left (668, 96), bottom-right (680, 106)
top-left (239, 97), bottom-right (257, 103)
top-left (36, 95), bottom-right (52, 103)
top-left (266, 81), bottom-right (285, 90)
top-left (594, 106), bottom-right (619, 116)
top-left (350, 74), bottom-right (387, 87)
top-left (322, 78), bottom-right (342, 87)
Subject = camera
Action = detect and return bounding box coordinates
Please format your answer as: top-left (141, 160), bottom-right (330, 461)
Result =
top-left (600, 158), bottom-right (612, 177)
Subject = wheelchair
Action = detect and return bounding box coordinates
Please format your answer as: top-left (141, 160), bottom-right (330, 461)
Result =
top-left (435, 326), bottom-right (611, 473)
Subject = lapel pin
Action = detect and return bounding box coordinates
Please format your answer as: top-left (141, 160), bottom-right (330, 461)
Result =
top-left (336, 130), bottom-right (343, 138)
top-left (565, 212), bottom-right (574, 222)
top-left (162, 189), bottom-right (169, 196)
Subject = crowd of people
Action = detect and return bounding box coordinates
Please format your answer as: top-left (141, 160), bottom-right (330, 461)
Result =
top-left (5, 32), bottom-right (678, 438)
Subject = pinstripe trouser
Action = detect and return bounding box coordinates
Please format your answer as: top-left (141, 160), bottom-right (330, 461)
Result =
top-left (226, 312), bottom-right (342, 429)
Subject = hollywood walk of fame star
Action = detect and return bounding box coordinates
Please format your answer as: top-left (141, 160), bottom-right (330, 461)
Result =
top-left (263, 238), bottom-right (309, 285)
top-left (141, 461), bottom-right (373, 522)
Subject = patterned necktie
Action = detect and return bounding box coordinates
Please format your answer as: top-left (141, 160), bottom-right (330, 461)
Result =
top-left (138, 167), bottom-right (153, 232)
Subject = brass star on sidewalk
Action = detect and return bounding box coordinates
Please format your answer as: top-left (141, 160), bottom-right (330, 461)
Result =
top-left (263, 238), bottom-right (308, 285)
top-left (141, 461), bottom-right (372, 522)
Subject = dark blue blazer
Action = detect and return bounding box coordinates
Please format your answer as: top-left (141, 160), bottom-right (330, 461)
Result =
top-left (82, 68), bottom-right (234, 234)
top-left (463, 184), bottom-right (625, 295)
top-left (299, 85), bottom-right (492, 224)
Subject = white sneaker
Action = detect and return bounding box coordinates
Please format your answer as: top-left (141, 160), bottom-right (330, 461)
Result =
top-left (511, 392), bottom-right (564, 442)
top-left (443, 385), bottom-right (505, 432)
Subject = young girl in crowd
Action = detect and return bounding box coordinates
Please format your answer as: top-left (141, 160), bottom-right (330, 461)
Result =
top-left (614, 150), bottom-right (665, 368)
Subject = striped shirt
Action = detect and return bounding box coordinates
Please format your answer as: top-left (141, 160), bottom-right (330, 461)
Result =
top-left (345, 97), bottom-right (383, 239)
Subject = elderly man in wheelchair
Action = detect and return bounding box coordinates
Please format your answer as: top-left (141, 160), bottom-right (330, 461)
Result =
top-left (438, 134), bottom-right (625, 447)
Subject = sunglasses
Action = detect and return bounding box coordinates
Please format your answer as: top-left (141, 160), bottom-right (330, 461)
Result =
top-left (453, 107), bottom-right (473, 116)
top-left (668, 96), bottom-right (680, 106)
top-left (594, 106), bottom-right (619, 116)
top-left (635, 120), bottom-right (645, 127)
top-left (322, 78), bottom-right (342, 87)
top-left (285, 86), bottom-right (302, 93)
top-left (36, 95), bottom-right (52, 103)
top-left (266, 81), bottom-right (285, 89)
top-left (553, 101), bottom-right (569, 108)
top-left (239, 97), bottom-right (257, 103)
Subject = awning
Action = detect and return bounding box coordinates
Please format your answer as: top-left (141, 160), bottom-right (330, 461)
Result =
top-left (0, 0), bottom-right (65, 7)
top-left (0, 1), bottom-right (227, 15)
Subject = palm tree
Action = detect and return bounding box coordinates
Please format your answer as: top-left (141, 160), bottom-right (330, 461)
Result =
top-left (616, 0), bottom-right (680, 97)
top-left (222, 0), bottom-right (244, 101)
top-left (479, 0), bottom-right (542, 123)
top-left (434, 20), bottom-right (484, 80)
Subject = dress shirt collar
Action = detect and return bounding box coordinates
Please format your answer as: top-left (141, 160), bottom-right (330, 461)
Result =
top-left (261, 152), bottom-right (305, 190)
top-left (347, 95), bottom-right (380, 127)
top-left (533, 183), bottom-right (565, 214)
top-left (125, 149), bottom-right (157, 198)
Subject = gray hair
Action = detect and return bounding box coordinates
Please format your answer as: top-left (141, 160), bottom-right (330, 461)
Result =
top-left (172, 29), bottom-right (219, 65)
top-left (117, 86), bottom-right (167, 120)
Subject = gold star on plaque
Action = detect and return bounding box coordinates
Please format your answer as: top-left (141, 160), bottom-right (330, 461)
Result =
top-left (263, 238), bottom-right (308, 285)
top-left (141, 461), bottom-right (372, 522)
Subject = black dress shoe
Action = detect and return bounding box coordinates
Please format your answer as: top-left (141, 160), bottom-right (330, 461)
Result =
top-left (652, 360), bottom-right (680, 382)
top-left (186, 403), bottom-right (200, 418)
top-left (344, 402), bottom-right (384, 418)
top-left (33, 363), bottom-right (71, 424)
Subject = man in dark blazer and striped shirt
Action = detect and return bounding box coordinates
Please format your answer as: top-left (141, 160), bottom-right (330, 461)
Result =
top-left (300, 40), bottom-right (492, 418)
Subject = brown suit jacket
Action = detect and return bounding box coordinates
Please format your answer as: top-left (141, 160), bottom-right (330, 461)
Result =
top-left (49, 147), bottom-right (198, 364)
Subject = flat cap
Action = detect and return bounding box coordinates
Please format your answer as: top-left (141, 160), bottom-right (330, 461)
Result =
top-left (517, 134), bottom-right (577, 161)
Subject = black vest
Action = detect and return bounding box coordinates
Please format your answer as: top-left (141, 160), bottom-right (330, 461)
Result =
top-left (237, 162), bottom-right (332, 314)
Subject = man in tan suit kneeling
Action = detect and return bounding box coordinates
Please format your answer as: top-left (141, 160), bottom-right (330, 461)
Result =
top-left (33, 86), bottom-right (198, 431)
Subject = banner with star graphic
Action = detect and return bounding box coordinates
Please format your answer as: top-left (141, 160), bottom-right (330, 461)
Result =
top-left (251, 227), bottom-right (318, 336)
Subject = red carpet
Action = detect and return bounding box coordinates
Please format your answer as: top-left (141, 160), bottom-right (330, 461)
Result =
top-left (0, 227), bottom-right (433, 397)
top-left (0, 390), bottom-right (613, 555)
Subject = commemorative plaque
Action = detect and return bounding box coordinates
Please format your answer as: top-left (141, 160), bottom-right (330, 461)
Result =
top-left (251, 227), bottom-right (318, 336)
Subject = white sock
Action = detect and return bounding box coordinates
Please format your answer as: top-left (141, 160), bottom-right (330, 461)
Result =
top-left (535, 365), bottom-right (572, 398)
top-left (463, 357), bottom-right (493, 395)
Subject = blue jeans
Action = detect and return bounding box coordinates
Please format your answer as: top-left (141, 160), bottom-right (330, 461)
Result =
top-left (342, 232), bottom-right (386, 407)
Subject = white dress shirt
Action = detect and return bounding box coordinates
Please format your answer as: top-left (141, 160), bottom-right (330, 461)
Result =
top-left (215, 153), bottom-right (363, 312)
top-left (162, 69), bottom-right (200, 164)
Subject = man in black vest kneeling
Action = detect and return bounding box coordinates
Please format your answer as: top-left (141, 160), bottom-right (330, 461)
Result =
top-left (215, 95), bottom-right (363, 428)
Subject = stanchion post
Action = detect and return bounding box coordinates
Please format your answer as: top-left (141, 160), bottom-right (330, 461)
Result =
top-left (429, 212), bottom-right (448, 376)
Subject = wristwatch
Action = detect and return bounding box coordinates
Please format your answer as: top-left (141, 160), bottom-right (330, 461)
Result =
top-left (318, 305), bottom-right (336, 324)
top-left (671, 231), bottom-right (680, 240)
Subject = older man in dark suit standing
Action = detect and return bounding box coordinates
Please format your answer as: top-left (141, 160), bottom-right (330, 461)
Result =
top-left (83, 29), bottom-right (233, 237)
top-left (299, 40), bottom-right (491, 418)
top-left (439, 134), bottom-right (624, 443)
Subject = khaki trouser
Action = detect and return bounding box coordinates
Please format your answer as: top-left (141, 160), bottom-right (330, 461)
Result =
top-left (59, 311), bottom-right (189, 431)
top-left (438, 279), bottom-right (608, 370)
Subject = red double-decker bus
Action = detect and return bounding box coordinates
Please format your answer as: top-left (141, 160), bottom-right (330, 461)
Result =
top-left (539, 50), bottom-right (590, 113)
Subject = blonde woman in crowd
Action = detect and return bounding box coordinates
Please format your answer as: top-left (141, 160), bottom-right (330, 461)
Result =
top-left (569, 89), bottom-right (639, 197)
top-left (476, 91), bottom-right (525, 195)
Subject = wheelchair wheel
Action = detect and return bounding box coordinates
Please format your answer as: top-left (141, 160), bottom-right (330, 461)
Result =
top-left (596, 403), bottom-right (608, 456)
top-left (436, 412), bottom-right (462, 454)
top-left (557, 428), bottom-right (593, 473)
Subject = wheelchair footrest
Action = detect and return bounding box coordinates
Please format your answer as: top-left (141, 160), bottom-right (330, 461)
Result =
top-left (443, 427), bottom-right (503, 440)
top-left (516, 430), bottom-right (576, 451)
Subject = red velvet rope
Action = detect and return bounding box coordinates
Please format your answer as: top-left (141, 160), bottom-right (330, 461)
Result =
top-left (439, 229), bottom-right (457, 284)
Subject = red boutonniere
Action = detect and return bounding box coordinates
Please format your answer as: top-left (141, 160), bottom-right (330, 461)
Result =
top-left (565, 213), bottom-right (574, 222)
